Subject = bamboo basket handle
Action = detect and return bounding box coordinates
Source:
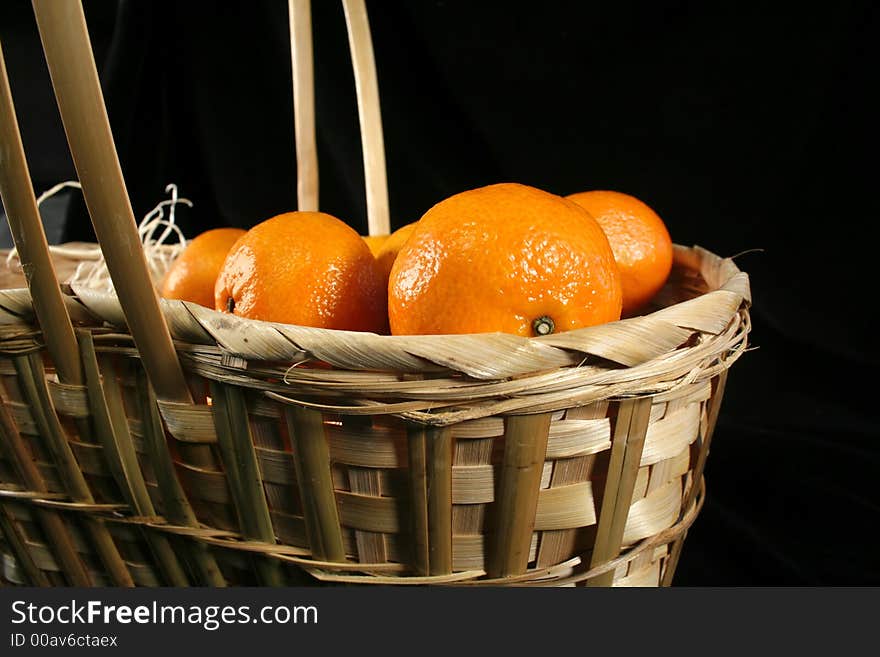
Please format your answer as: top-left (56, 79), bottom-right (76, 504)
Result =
top-left (288, 0), bottom-right (319, 212)
top-left (32, 0), bottom-right (192, 405)
top-left (0, 41), bottom-right (82, 386)
top-left (342, 0), bottom-right (391, 236)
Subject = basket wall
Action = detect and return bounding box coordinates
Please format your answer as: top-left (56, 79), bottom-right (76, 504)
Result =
top-left (0, 246), bottom-right (748, 586)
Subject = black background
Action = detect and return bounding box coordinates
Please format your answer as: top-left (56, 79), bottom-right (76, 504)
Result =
top-left (0, 0), bottom-right (876, 585)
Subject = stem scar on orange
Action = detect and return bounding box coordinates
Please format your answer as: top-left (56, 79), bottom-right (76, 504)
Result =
top-left (566, 190), bottom-right (673, 317)
top-left (388, 183), bottom-right (623, 337)
top-left (160, 227), bottom-right (246, 308)
top-left (214, 211), bottom-right (388, 333)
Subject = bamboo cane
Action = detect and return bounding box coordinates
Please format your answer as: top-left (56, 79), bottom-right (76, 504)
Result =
top-left (588, 397), bottom-right (652, 586)
top-left (408, 424), bottom-right (453, 575)
top-left (32, 0), bottom-right (222, 482)
top-left (0, 40), bottom-right (82, 386)
top-left (31, 1), bottom-right (225, 583)
top-left (488, 413), bottom-right (552, 577)
top-left (341, 0), bottom-right (390, 236)
top-left (0, 38), bottom-right (134, 587)
top-left (287, 407), bottom-right (346, 562)
top-left (31, 0), bottom-right (192, 406)
top-left (288, 0), bottom-right (319, 211)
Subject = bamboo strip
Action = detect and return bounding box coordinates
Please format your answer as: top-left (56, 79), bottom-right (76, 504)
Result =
top-left (535, 458), bottom-right (593, 567)
top-left (450, 464), bottom-right (496, 504)
top-left (0, 505), bottom-right (47, 585)
top-left (254, 447), bottom-right (296, 486)
top-left (287, 407), bottom-right (346, 561)
top-left (451, 436), bottom-right (492, 534)
top-left (640, 403), bottom-right (701, 466)
top-left (307, 568), bottom-right (485, 586)
top-left (455, 534), bottom-right (539, 571)
top-left (0, 495), bottom-right (125, 514)
top-left (66, 442), bottom-right (105, 478)
top-left (288, 0), bottom-right (319, 211)
top-left (488, 413), bottom-right (552, 577)
top-left (426, 427), bottom-right (452, 573)
top-left (0, 487), bottom-right (66, 501)
top-left (533, 482), bottom-right (596, 530)
top-left (621, 478), bottom-right (682, 546)
top-left (96, 366), bottom-right (192, 587)
top-left (0, 39), bottom-right (83, 386)
top-left (32, 0), bottom-right (191, 406)
top-left (33, 0), bottom-right (221, 493)
top-left (347, 466), bottom-right (388, 561)
top-left (156, 401), bottom-right (218, 443)
top-left (407, 424), bottom-right (452, 575)
top-left (335, 489), bottom-right (398, 533)
top-left (77, 331), bottom-right (189, 585)
top-left (210, 383), bottom-right (285, 585)
top-left (12, 354), bottom-right (134, 586)
top-left (588, 397), bottom-right (652, 586)
top-left (137, 375), bottom-right (226, 585)
top-left (613, 557), bottom-right (661, 587)
top-left (327, 424), bottom-right (404, 467)
top-left (536, 315), bottom-right (692, 367)
top-left (341, 0), bottom-right (390, 235)
top-left (0, 382), bottom-right (91, 585)
top-left (47, 381), bottom-right (90, 418)
top-left (545, 419), bottom-right (611, 459)
top-left (0, 287), bottom-right (98, 326)
top-left (77, 334), bottom-right (151, 513)
top-left (175, 465), bottom-right (231, 506)
top-left (407, 426), bottom-right (429, 574)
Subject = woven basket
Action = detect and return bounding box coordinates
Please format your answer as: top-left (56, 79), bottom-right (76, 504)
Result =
top-left (0, 2), bottom-right (750, 587)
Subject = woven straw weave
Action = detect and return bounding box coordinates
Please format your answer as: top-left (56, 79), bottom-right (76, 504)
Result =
top-left (0, 243), bottom-right (749, 586)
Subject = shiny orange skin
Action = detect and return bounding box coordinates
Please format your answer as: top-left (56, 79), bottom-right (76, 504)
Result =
top-left (375, 222), bottom-right (417, 282)
top-left (566, 190), bottom-right (673, 316)
top-left (160, 228), bottom-right (246, 308)
top-left (388, 183), bottom-right (623, 336)
top-left (215, 211), bottom-right (388, 333)
top-left (362, 234), bottom-right (390, 257)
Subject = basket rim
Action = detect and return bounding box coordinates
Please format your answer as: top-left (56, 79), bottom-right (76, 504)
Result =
top-left (1, 243), bottom-right (750, 381)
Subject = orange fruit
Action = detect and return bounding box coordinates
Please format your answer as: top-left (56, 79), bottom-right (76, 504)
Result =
top-left (566, 190), bottom-right (673, 316)
top-left (215, 211), bottom-right (388, 332)
top-left (375, 222), bottom-right (417, 282)
top-left (160, 227), bottom-right (246, 308)
top-left (362, 234), bottom-right (390, 257)
top-left (388, 183), bottom-right (622, 337)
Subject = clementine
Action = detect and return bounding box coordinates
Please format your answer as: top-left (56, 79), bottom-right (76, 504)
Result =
top-left (160, 227), bottom-right (246, 308)
top-left (388, 183), bottom-right (622, 337)
top-left (375, 222), bottom-right (417, 282)
top-left (566, 190), bottom-right (673, 316)
top-left (215, 211), bottom-right (387, 332)
top-left (362, 234), bottom-right (389, 257)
